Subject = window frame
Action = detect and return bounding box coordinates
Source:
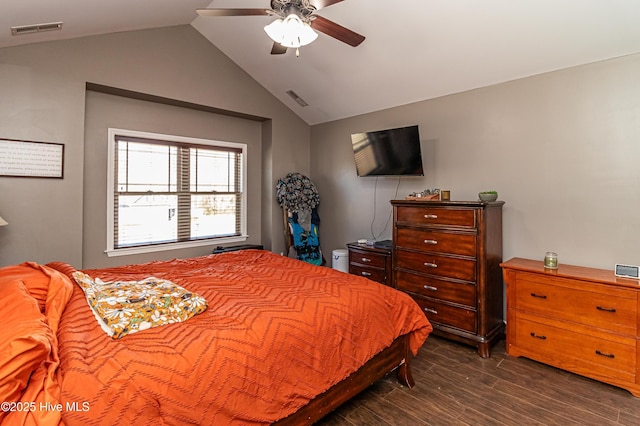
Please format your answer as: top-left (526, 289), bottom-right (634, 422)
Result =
top-left (106, 128), bottom-right (248, 257)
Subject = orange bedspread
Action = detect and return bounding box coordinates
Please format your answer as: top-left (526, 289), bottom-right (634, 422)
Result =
top-left (1, 250), bottom-right (431, 425)
top-left (0, 263), bottom-right (73, 426)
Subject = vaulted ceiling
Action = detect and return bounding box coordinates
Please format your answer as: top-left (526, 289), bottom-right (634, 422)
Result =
top-left (3, 0), bottom-right (640, 125)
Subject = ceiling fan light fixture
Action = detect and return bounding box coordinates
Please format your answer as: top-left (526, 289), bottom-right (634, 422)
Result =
top-left (264, 13), bottom-right (318, 48)
top-left (264, 18), bottom-right (285, 41)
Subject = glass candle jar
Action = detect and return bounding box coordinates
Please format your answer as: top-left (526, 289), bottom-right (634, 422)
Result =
top-left (544, 252), bottom-right (558, 269)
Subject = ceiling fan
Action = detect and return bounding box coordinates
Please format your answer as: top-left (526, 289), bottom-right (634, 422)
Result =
top-left (196, 0), bottom-right (365, 56)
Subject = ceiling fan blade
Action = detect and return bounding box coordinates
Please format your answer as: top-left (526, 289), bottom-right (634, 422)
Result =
top-left (307, 0), bottom-right (345, 11)
top-left (271, 43), bottom-right (288, 55)
top-left (196, 8), bottom-right (270, 17)
top-left (310, 15), bottom-right (365, 47)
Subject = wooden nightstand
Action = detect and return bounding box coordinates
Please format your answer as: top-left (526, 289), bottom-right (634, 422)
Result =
top-left (346, 242), bottom-right (392, 287)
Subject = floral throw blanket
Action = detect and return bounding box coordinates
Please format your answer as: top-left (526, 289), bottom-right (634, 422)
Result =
top-left (71, 271), bottom-right (208, 339)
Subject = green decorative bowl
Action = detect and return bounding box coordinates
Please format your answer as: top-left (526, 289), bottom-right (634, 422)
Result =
top-left (478, 192), bottom-right (498, 202)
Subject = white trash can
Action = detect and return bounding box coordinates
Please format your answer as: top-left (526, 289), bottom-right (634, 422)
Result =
top-left (332, 249), bottom-right (348, 273)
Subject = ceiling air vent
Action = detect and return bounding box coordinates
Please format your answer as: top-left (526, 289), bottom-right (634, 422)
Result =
top-left (11, 22), bottom-right (63, 36)
top-left (286, 90), bottom-right (309, 107)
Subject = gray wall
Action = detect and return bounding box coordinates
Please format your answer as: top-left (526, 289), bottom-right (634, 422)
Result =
top-left (311, 53), bottom-right (640, 271)
top-left (3, 24), bottom-right (638, 272)
top-left (0, 25), bottom-right (309, 268)
top-left (82, 91), bottom-right (262, 268)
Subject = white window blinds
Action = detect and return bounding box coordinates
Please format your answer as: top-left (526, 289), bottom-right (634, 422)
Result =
top-left (107, 129), bottom-right (246, 255)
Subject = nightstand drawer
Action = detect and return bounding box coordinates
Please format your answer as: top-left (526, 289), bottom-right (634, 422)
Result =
top-left (396, 250), bottom-right (476, 282)
top-left (396, 206), bottom-right (476, 228)
top-left (349, 264), bottom-right (386, 284)
top-left (396, 270), bottom-right (476, 307)
top-left (396, 227), bottom-right (476, 257)
top-left (349, 249), bottom-right (387, 269)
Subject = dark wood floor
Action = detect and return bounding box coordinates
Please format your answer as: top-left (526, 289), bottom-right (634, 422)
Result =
top-left (317, 335), bottom-right (640, 425)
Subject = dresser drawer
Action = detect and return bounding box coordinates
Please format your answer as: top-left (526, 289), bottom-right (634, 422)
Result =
top-left (513, 315), bottom-right (636, 383)
top-left (412, 296), bottom-right (476, 333)
top-left (396, 270), bottom-right (476, 307)
top-left (396, 206), bottom-right (476, 228)
top-left (396, 250), bottom-right (476, 282)
top-left (349, 263), bottom-right (386, 284)
top-left (349, 249), bottom-right (387, 269)
top-left (396, 227), bottom-right (476, 257)
top-left (514, 274), bottom-right (637, 335)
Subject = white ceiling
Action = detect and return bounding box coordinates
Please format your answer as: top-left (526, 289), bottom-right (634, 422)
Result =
top-left (3, 0), bottom-right (640, 125)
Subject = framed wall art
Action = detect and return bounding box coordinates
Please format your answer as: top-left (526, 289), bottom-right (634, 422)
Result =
top-left (0, 138), bottom-right (64, 178)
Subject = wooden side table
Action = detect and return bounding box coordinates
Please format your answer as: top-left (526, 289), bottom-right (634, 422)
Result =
top-left (346, 242), bottom-right (392, 287)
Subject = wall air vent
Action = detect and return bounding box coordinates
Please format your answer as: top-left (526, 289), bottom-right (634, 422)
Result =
top-left (11, 22), bottom-right (63, 36)
top-left (286, 90), bottom-right (309, 107)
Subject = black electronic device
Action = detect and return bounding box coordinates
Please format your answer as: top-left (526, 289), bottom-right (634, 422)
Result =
top-left (212, 244), bottom-right (264, 254)
top-left (350, 125), bottom-right (424, 177)
top-left (373, 239), bottom-right (392, 249)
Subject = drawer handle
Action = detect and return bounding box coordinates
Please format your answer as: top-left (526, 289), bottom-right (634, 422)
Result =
top-left (423, 285), bottom-right (438, 291)
top-left (530, 332), bottom-right (546, 340)
top-left (361, 271), bottom-right (372, 276)
top-left (596, 306), bottom-right (616, 313)
top-left (361, 257), bottom-right (372, 263)
top-left (424, 214), bottom-right (438, 219)
top-left (595, 350), bottom-right (615, 359)
top-left (530, 293), bottom-right (547, 299)
top-left (423, 262), bottom-right (438, 268)
top-left (424, 308), bottom-right (438, 315)
top-left (424, 239), bottom-right (438, 245)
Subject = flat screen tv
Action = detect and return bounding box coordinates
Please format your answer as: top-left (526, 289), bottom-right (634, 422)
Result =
top-left (350, 125), bottom-right (424, 177)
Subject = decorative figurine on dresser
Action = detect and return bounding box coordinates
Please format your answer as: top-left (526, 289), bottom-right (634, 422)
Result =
top-left (391, 199), bottom-right (505, 357)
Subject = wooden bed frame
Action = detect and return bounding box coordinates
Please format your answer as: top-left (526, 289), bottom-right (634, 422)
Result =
top-left (275, 334), bottom-right (414, 425)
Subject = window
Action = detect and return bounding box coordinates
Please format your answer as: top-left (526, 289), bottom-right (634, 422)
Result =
top-left (106, 129), bottom-right (247, 256)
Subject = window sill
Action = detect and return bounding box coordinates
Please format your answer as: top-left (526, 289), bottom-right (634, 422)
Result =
top-left (105, 235), bottom-right (249, 257)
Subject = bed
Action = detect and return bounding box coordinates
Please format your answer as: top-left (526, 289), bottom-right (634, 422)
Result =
top-left (0, 249), bottom-right (432, 425)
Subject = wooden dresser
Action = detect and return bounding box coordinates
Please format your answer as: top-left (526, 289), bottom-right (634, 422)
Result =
top-left (346, 242), bottom-right (392, 287)
top-left (391, 200), bottom-right (505, 357)
top-left (502, 258), bottom-right (640, 397)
